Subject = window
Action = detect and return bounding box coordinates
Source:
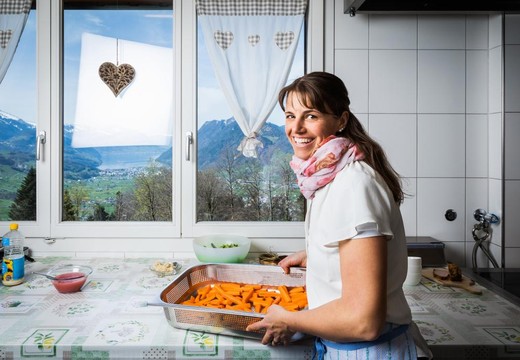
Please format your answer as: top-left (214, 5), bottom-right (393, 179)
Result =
top-left (0, 0), bottom-right (321, 244)
top-left (0, 1), bottom-right (37, 222)
top-left (62, 1), bottom-right (174, 222)
top-left (196, 0), bottom-right (306, 223)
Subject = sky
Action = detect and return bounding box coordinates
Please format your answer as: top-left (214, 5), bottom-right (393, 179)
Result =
top-left (0, 8), bottom-right (304, 128)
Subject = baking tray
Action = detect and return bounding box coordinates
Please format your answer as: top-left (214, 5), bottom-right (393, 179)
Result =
top-left (151, 263), bottom-right (307, 340)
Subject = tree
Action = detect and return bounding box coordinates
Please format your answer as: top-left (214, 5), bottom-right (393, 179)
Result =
top-left (133, 162), bottom-right (172, 221)
top-left (241, 159), bottom-right (264, 220)
top-left (197, 169), bottom-right (224, 221)
top-left (8, 167), bottom-right (37, 221)
top-left (217, 145), bottom-right (241, 220)
top-left (87, 202), bottom-right (112, 221)
top-left (62, 189), bottom-right (77, 221)
top-left (67, 185), bottom-right (89, 220)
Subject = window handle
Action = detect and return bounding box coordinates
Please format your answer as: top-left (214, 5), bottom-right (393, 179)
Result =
top-left (36, 130), bottom-right (46, 161)
top-left (185, 131), bottom-right (193, 161)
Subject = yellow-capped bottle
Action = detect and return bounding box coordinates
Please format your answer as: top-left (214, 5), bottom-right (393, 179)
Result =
top-left (2, 223), bottom-right (25, 286)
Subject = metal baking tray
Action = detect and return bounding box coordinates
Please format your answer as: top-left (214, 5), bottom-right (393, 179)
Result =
top-left (152, 263), bottom-right (307, 340)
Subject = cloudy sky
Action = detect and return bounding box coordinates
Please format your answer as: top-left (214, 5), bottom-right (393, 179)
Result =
top-left (0, 8), bottom-right (304, 128)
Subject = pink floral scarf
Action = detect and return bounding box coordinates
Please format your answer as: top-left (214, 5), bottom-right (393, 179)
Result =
top-left (290, 136), bottom-right (365, 200)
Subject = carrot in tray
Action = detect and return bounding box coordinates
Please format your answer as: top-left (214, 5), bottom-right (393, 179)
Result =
top-left (180, 282), bottom-right (308, 314)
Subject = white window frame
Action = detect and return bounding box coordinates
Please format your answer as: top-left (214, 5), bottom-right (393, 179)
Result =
top-left (3, 0), bottom-right (325, 253)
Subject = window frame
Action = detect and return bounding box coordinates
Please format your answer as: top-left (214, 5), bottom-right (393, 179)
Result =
top-left (1, 0), bottom-right (325, 248)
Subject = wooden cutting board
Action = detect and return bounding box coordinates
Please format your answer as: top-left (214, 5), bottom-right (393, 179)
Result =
top-left (421, 268), bottom-right (483, 295)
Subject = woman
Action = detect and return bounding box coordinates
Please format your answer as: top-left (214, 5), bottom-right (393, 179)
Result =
top-left (246, 72), bottom-right (431, 359)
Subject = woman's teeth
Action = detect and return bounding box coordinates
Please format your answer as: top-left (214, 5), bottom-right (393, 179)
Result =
top-left (293, 137), bottom-right (312, 144)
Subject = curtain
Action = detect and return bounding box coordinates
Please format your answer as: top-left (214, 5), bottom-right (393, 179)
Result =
top-left (0, 0), bottom-right (32, 84)
top-left (197, 0), bottom-right (307, 158)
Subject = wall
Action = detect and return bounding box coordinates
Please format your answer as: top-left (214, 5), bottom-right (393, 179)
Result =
top-left (504, 14), bottom-right (520, 267)
top-left (329, 0), bottom-right (511, 267)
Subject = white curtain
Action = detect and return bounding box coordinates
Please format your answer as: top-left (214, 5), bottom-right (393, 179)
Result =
top-left (0, 0), bottom-right (32, 84)
top-left (197, 0), bottom-right (307, 158)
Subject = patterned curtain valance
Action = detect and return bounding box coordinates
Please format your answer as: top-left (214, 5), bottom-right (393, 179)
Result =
top-left (0, 0), bottom-right (32, 14)
top-left (197, 0), bottom-right (307, 16)
top-left (0, 0), bottom-right (32, 84)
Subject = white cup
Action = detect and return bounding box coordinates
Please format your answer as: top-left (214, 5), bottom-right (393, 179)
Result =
top-left (404, 256), bottom-right (422, 286)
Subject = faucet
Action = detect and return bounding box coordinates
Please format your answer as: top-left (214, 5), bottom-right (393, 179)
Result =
top-left (472, 209), bottom-right (500, 270)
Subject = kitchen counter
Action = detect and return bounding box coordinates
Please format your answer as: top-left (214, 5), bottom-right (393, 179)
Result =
top-left (1, 257), bottom-right (519, 360)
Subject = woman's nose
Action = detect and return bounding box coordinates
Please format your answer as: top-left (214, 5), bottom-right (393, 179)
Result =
top-left (291, 118), bottom-right (305, 133)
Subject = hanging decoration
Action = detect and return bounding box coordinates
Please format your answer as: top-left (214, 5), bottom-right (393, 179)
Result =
top-left (99, 61), bottom-right (135, 97)
top-left (98, 39), bottom-right (135, 97)
top-left (197, 0), bottom-right (307, 158)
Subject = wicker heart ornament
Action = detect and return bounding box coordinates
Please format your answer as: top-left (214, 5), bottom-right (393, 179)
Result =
top-left (98, 62), bottom-right (136, 97)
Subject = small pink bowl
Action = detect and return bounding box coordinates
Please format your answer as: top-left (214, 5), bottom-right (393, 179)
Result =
top-left (47, 264), bottom-right (93, 293)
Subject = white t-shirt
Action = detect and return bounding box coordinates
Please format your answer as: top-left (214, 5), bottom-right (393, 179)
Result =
top-left (305, 161), bottom-right (411, 325)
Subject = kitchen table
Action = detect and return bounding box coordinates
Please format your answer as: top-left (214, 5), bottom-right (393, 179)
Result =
top-left (1, 257), bottom-right (519, 359)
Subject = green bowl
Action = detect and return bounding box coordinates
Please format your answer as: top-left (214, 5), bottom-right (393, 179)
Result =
top-left (193, 234), bottom-right (250, 263)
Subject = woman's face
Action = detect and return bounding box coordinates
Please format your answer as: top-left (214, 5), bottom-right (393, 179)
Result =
top-left (284, 92), bottom-right (345, 160)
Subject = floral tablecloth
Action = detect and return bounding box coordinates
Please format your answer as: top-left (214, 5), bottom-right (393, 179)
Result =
top-left (1, 257), bottom-right (520, 359)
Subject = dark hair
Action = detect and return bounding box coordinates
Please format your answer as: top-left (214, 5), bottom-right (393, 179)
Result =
top-left (279, 72), bottom-right (404, 204)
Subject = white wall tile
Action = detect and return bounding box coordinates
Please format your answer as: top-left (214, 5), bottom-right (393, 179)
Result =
top-left (369, 114), bottom-right (416, 177)
top-left (418, 15), bottom-right (466, 49)
top-left (505, 180), bottom-right (520, 248)
top-left (466, 51), bottom-right (488, 114)
top-left (335, 50), bottom-right (369, 114)
top-left (489, 14), bottom-right (503, 49)
top-left (489, 242), bottom-right (503, 267)
top-left (356, 112), bottom-right (369, 130)
top-left (488, 178), bottom-right (503, 247)
top-left (489, 46), bottom-right (503, 114)
top-left (418, 50), bottom-right (466, 114)
top-left (466, 114), bottom-right (488, 178)
top-left (466, 178), bottom-right (489, 242)
top-left (334, 0), bottom-right (368, 49)
top-left (505, 14), bottom-right (520, 45)
top-left (505, 113), bottom-right (520, 180)
top-left (466, 15), bottom-right (489, 50)
top-left (465, 239), bottom-right (489, 269)
top-left (505, 45), bottom-right (520, 113)
top-left (418, 114), bottom-right (465, 177)
top-left (504, 248), bottom-right (520, 267)
top-left (368, 50), bottom-right (417, 113)
top-left (444, 242), bottom-right (466, 267)
top-left (417, 178), bottom-right (466, 243)
top-left (488, 113), bottom-right (503, 179)
top-left (465, 178), bottom-right (494, 268)
top-left (401, 177), bottom-right (417, 237)
top-left (369, 15), bottom-right (417, 49)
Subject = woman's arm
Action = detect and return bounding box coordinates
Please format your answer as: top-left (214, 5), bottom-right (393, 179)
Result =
top-left (247, 236), bottom-right (387, 345)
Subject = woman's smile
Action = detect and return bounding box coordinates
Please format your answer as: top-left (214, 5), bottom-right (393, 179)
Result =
top-left (284, 93), bottom-right (344, 160)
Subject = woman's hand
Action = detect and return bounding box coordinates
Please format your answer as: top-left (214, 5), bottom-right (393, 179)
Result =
top-left (245, 305), bottom-right (295, 346)
top-left (278, 250), bottom-right (307, 274)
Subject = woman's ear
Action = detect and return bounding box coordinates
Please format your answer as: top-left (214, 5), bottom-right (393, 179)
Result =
top-left (338, 111), bottom-right (349, 132)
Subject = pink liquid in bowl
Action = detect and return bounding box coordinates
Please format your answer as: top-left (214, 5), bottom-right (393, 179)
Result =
top-left (52, 272), bottom-right (87, 293)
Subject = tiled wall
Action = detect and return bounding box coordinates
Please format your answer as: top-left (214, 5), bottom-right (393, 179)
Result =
top-left (329, 0), bottom-right (520, 267)
top-left (504, 14), bottom-right (520, 267)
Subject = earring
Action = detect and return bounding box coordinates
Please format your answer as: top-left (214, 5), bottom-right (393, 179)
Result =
top-left (338, 127), bottom-right (345, 132)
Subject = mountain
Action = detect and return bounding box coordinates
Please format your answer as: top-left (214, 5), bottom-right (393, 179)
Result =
top-left (0, 111), bottom-right (102, 178)
top-left (0, 110), bottom-right (291, 177)
top-left (196, 118), bottom-right (291, 170)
